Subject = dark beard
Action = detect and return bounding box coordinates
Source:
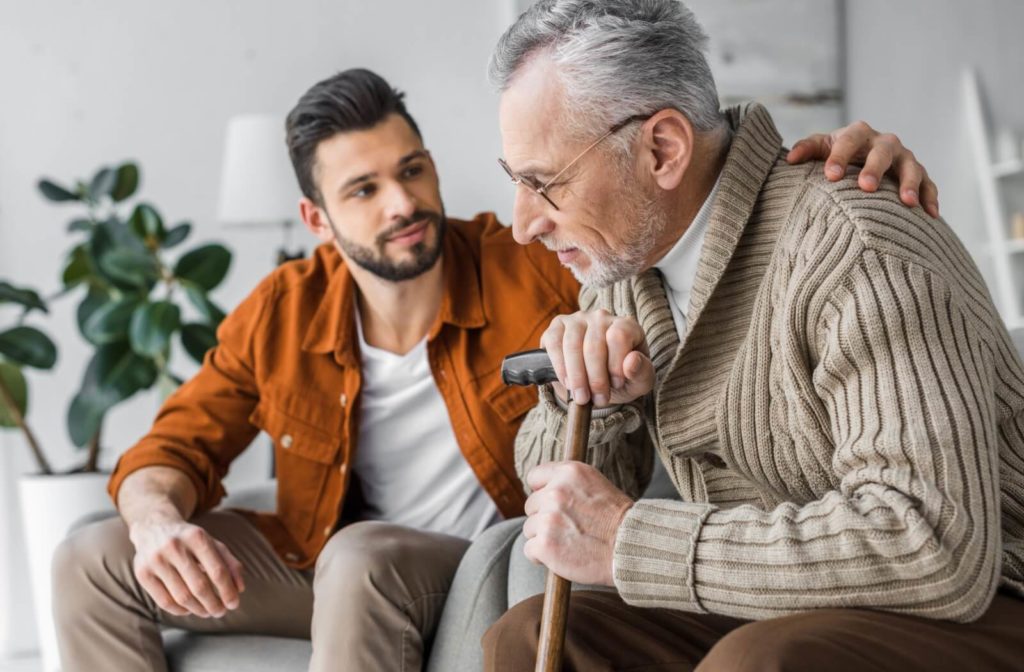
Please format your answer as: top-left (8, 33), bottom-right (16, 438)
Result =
top-left (327, 210), bottom-right (446, 282)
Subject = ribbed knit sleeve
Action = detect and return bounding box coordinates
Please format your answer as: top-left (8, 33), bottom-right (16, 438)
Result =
top-left (613, 247), bottom-right (1002, 623)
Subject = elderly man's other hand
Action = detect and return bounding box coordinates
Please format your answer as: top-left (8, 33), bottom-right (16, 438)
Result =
top-left (787, 121), bottom-right (940, 218)
top-left (539, 308), bottom-right (655, 408)
top-left (523, 461), bottom-right (633, 586)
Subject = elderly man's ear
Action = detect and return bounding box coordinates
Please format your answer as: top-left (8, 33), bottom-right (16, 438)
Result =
top-left (640, 109), bottom-right (697, 191)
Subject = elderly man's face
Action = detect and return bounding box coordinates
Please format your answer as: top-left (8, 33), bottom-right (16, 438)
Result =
top-left (498, 55), bottom-right (666, 286)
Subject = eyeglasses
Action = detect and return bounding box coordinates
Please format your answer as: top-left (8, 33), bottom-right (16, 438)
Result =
top-left (498, 113), bottom-right (653, 211)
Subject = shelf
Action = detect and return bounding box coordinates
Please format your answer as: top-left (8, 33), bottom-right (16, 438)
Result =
top-left (993, 158), bottom-right (1024, 178)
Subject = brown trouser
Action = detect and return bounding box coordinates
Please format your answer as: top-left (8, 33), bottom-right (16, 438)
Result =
top-left (52, 511), bottom-right (469, 672)
top-left (483, 589), bottom-right (1024, 672)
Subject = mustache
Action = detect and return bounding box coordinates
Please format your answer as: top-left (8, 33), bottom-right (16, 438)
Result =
top-left (377, 210), bottom-right (443, 245)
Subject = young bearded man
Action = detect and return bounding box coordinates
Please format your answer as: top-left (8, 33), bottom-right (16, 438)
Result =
top-left (484, 2), bottom-right (1024, 671)
top-left (51, 66), bottom-right (937, 671)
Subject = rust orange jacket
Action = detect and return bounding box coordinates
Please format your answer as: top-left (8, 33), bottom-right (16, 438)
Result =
top-left (108, 213), bottom-right (580, 569)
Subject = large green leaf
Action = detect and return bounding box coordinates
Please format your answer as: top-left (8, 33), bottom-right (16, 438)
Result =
top-left (110, 163), bottom-right (140, 202)
top-left (0, 362), bottom-right (27, 428)
top-left (174, 244), bottom-right (231, 291)
top-left (180, 323), bottom-right (218, 365)
top-left (67, 341), bottom-right (158, 446)
top-left (182, 282), bottom-right (226, 327)
top-left (62, 244), bottom-right (94, 288)
top-left (88, 167), bottom-right (118, 202)
top-left (0, 281), bottom-right (47, 313)
top-left (66, 218), bottom-right (94, 233)
top-left (0, 326), bottom-right (57, 369)
top-left (161, 222), bottom-right (192, 249)
top-left (128, 203), bottom-right (165, 242)
top-left (38, 179), bottom-right (80, 202)
top-left (129, 301), bottom-right (181, 357)
top-left (99, 248), bottom-right (160, 287)
top-left (82, 298), bottom-right (140, 344)
top-left (76, 287), bottom-right (110, 340)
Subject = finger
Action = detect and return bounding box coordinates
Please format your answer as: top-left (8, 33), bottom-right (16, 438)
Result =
top-left (540, 318), bottom-right (568, 388)
top-left (582, 318), bottom-right (611, 406)
top-left (606, 319), bottom-right (644, 390)
top-left (785, 135), bottom-right (829, 164)
top-left (188, 533), bottom-right (240, 609)
top-left (526, 462), bottom-right (560, 492)
top-left (920, 174), bottom-right (940, 218)
top-left (165, 539), bottom-right (226, 616)
top-left (522, 512), bottom-right (538, 539)
top-left (136, 566), bottom-right (189, 616)
top-left (561, 318), bottom-right (591, 404)
top-left (825, 121), bottom-right (874, 180)
top-left (214, 540), bottom-right (246, 594)
top-left (855, 140), bottom-right (896, 193)
top-left (522, 537), bottom-right (544, 566)
top-left (622, 351), bottom-right (656, 395)
top-left (893, 154), bottom-right (925, 209)
top-left (152, 555), bottom-right (209, 617)
top-left (524, 490), bottom-right (540, 517)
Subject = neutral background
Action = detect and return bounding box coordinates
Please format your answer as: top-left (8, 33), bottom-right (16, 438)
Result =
top-left (3, 0), bottom-right (1024, 662)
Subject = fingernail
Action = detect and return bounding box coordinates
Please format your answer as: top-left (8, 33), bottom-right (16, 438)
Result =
top-left (862, 175), bottom-right (878, 189)
top-left (594, 394), bottom-right (608, 407)
top-left (611, 376), bottom-right (624, 389)
top-left (904, 189), bottom-right (918, 202)
top-left (828, 164), bottom-right (842, 177)
top-left (573, 388), bottom-right (588, 403)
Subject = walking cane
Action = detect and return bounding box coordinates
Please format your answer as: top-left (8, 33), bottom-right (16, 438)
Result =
top-left (502, 348), bottom-right (593, 672)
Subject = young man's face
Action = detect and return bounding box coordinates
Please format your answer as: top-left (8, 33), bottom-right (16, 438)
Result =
top-left (305, 113), bottom-right (446, 282)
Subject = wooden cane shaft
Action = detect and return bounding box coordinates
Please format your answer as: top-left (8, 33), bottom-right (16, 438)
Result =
top-left (535, 400), bottom-right (592, 672)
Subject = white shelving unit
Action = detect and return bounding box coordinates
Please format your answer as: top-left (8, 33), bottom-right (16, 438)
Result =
top-left (964, 67), bottom-right (1024, 330)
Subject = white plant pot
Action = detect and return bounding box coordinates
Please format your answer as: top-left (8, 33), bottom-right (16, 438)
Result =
top-left (18, 472), bottom-right (115, 672)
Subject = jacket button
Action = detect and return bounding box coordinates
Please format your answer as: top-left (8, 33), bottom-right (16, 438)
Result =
top-left (338, 463), bottom-right (347, 476)
top-left (281, 434), bottom-right (293, 449)
top-left (323, 525), bottom-right (333, 538)
top-left (339, 393), bottom-right (347, 408)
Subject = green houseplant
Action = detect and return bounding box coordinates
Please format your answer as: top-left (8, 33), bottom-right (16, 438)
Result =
top-left (3, 161), bottom-right (235, 672)
top-left (0, 160), bottom-right (233, 473)
top-left (0, 282), bottom-right (58, 473)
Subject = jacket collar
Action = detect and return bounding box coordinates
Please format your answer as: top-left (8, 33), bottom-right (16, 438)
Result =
top-left (301, 221), bottom-right (486, 365)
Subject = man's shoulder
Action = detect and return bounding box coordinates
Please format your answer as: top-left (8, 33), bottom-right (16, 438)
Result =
top-left (777, 161), bottom-right (966, 276)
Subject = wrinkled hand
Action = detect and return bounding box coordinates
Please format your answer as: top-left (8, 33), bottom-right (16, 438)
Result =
top-left (522, 461), bottom-right (633, 586)
top-left (787, 120), bottom-right (940, 218)
top-left (540, 309), bottom-right (655, 407)
top-left (129, 515), bottom-right (245, 618)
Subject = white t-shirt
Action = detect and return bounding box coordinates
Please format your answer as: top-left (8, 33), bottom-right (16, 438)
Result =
top-left (352, 310), bottom-right (500, 540)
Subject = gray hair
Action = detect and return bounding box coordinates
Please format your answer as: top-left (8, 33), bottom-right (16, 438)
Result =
top-left (489, 0), bottom-right (725, 147)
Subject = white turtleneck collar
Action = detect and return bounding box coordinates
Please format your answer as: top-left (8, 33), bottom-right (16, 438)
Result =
top-left (652, 172), bottom-right (722, 340)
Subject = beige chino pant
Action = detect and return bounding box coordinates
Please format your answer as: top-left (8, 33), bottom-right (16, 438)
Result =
top-left (52, 511), bottom-right (469, 672)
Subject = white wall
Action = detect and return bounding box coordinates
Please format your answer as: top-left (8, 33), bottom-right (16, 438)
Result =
top-left (845, 0), bottom-right (1024, 297)
top-left (0, 0), bottom-right (517, 656)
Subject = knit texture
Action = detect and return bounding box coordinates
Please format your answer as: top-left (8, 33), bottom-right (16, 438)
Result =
top-left (515, 104), bottom-right (1024, 623)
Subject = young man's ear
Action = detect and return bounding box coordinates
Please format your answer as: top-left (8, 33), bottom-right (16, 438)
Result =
top-left (299, 197), bottom-right (336, 244)
top-left (641, 109), bottom-right (694, 191)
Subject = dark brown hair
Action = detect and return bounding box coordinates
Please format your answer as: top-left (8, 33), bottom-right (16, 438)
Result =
top-left (285, 68), bottom-right (422, 204)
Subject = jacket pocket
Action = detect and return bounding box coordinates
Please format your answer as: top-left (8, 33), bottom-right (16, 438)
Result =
top-left (484, 383), bottom-right (540, 424)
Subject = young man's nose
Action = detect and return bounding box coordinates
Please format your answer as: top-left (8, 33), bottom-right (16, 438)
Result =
top-left (384, 182), bottom-right (418, 222)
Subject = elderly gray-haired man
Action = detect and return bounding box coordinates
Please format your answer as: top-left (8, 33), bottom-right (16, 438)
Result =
top-left (483, 1), bottom-right (1024, 670)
